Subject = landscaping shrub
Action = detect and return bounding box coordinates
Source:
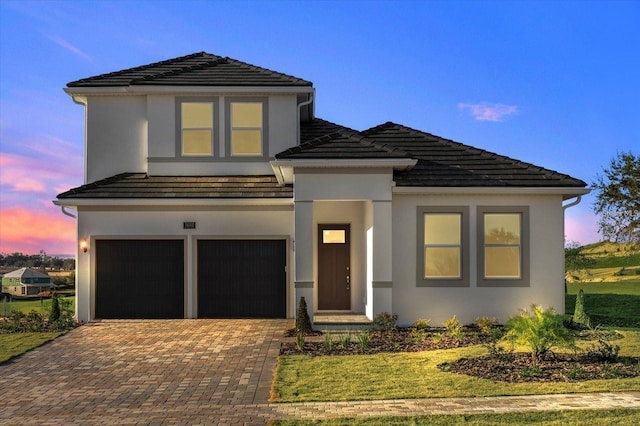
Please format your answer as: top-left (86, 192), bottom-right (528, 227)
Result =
top-left (413, 318), bottom-right (431, 330)
top-left (503, 305), bottom-right (576, 363)
top-left (474, 316), bottom-right (498, 335)
top-left (443, 315), bottom-right (463, 340)
top-left (373, 312), bottom-right (398, 331)
top-left (295, 297), bottom-right (313, 334)
top-left (49, 293), bottom-right (61, 323)
top-left (573, 289), bottom-right (592, 328)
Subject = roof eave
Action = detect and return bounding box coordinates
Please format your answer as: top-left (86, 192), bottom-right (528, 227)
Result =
top-left (393, 186), bottom-right (591, 200)
top-left (270, 158), bottom-right (417, 184)
top-left (64, 85), bottom-right (314, 96)
top-left (53, 198), bottom-right (293, 208)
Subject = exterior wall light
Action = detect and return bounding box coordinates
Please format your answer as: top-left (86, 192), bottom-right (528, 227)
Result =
top-left (80, 239), bottom-right (88, 253)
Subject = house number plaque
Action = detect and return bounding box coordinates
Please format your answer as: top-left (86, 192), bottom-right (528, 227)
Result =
top-left (183, 222), bottom-right (196, 229)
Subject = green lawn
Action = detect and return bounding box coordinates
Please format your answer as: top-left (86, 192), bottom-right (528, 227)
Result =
top-left (566, 280), bottom-right (640, 328)
top-left (270, 409), bottom-right (640, 425)
top-left (0, 296), bottom-right (75, 316)
top-left (0, 332), bottom-right (64, 363)
top-left (273, 331), bottom-right (640, 403)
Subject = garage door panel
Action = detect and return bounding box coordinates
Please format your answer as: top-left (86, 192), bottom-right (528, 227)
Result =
top-left (96, 240), bottom-right (184, 319)
top-left (198, 240), bottom-right (286, 318)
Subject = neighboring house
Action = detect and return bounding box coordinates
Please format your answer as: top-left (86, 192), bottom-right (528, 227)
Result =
top-left (1, 268), bottom-right (54, 297)
top-left (54, 52), bottom-right (588, 325)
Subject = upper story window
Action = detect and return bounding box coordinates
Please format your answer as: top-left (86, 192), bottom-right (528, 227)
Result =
top-left (417, 206), bottom-right (469, 287)
top-left (231, 102), bottom-right (262, 156)
top-left (180, 101), bottom-right (215, 156)
top-left (226, 97), bottom-right (268, 159)
top-left (478, 206), bottom-right (530, 287)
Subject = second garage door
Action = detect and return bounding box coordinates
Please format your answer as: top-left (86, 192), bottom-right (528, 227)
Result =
top-left (197, 240), bottom-right (286, 318)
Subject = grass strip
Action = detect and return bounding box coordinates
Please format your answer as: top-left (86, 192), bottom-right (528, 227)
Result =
top-left (270, 408), bottom-right (640, 425)
top-left (273, 332), bottom-right (640, 402)
top-left (0, 332), bottom-right (64, 363)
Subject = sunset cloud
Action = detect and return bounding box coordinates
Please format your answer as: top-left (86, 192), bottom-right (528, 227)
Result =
top-left (0, 206), bottom-right (76, 255)
top-left (458, 102), bottom-right (519, 122)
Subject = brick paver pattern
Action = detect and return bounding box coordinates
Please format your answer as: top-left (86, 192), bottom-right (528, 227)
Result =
top-left (0, 320), bottom-right (638, 425)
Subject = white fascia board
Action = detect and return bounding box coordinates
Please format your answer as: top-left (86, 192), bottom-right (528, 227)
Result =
top-left (53, 198), bottom-right (293, 208)
top-left (270, 158), bottom-right (416, 184)
top-left (64, 86), bottom-right (314, 97)
top-left (393, 186), bottom-right (591, 200)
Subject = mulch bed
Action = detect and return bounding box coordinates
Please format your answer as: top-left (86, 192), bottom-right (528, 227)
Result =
top-left (280, 327), bottom-right (640, 383)
top-left (441, 352), bottom-right (640, 382)
top-left (280, 327), bottom-right (491, 356)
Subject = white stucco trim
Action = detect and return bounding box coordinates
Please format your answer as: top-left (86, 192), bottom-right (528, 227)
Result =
top-left (53, 198), bottom-right (293, 208)
top-left (271, 159), bottom-right (416, 184)
top-left (393, 186), bottom-right (590, 200)
top-left (65, 86), bottom-right (314, 97)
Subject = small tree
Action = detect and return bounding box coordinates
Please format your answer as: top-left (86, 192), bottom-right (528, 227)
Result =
top-left (592, 152), bottom-right (640, 243)
top-left (49, 293), bottom-right (61, 323)
top-left (573, 289), bottom-right (592, 328)
top-left (564, 242), bottom-right (595, 273)
top-left (503, 305), bottom-right (576, 363)
top-left (295, 297), bottom-right (312, 334)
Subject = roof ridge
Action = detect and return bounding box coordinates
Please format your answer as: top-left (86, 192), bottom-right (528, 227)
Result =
top-left (67, 52), bottom-right (216, 87)
top-left (132, 56), bottom-right (228, 84)
top-left (224, 56), bottom-right (311, 85)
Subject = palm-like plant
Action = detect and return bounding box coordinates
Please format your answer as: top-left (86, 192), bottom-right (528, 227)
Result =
top-left (503, 305), bottom-right (576, 363)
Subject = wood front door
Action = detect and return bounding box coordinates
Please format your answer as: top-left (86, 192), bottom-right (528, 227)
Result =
top-left (318, 224), bottom-right (351, 310)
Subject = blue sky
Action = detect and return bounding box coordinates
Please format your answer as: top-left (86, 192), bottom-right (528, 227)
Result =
top-left (1, 0), bottom-right (638, 255)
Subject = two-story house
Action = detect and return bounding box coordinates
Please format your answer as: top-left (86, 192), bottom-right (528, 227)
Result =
top-left (55, 52), bottom-right (588, 325)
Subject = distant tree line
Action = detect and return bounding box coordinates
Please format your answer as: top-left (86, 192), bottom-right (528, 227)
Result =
top-left (0, 250), bottom-right (75, 271)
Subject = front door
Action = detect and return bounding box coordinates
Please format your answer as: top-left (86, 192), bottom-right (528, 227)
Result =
top-left (318, 224), bottom-right (351, 310)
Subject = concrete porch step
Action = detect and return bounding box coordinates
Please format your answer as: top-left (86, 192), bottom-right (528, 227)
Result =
top-left (313, 313), bottom-right (373, 331)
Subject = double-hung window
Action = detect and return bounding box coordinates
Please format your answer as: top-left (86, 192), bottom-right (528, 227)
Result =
top-left (226, 98), bottom-right (268, 158)
top-left (478, 206), bottom-right (530, 287)
top-left (417, 206), bottom-right (469, 287)
top-left (179, 100), bottom-right (216, 156)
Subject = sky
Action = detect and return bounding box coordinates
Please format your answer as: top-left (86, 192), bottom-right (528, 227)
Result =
top-left (0, 0), bottom-right (638, 256)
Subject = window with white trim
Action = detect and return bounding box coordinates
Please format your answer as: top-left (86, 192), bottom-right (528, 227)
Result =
top-left (478, 206), bottom-right (530, 287)
top-left (417, 206), bottom-right (469, 287)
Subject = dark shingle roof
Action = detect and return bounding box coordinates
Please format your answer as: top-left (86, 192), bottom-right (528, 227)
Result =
top-left (277, 118), bottom-right (407, 160)
top-left (362, 122), bottom-right (587, 188)
top-left (57, 174), bottom-right (293, 199)
top-left (67, 52), bottom-right (312, 88)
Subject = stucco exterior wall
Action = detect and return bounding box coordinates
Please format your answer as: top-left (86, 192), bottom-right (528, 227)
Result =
top-left (75, 205), bottom-right (294, 322)
top-left (392, 193), bottom-right (566, 326)
top-left (86, 95), bottom-right (148, 183)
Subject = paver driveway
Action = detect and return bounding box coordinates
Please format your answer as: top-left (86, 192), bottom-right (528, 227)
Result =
top-left (0, 319), bottom-right (289, 425)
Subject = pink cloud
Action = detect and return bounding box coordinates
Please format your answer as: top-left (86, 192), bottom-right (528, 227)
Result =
top-left (565, 211), bottom-right (600, 246)
top-left (458, 103), bottom-right (518, 122)
top-left (0, 206), bottom-right (75, 255)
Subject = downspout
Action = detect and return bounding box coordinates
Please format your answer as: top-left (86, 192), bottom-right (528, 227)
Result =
top-left (60, 205), bottom-right (77, 219)
top-left (562, 194), bottom-right (582, 211)
top-left (296, 93), bottom-right (314, 145)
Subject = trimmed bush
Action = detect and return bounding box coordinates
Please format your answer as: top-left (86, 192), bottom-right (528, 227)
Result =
top-left (573, 289), bottom-right (592, 328)
top-left (295, 297), bottom-right (313, 334)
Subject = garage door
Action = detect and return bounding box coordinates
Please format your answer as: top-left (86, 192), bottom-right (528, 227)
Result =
top-left (95, 240), bottom-right (184, 319)
top-left (197, 240), bottom-right (286, 318)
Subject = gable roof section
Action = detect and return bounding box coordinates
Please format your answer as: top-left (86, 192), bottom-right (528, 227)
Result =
top-left (362, 122), bottom-right (587, 188)
top-left (57, 174), bottom-right (293, 199)
top-left (67, 52), bottom-right (312, 88)
top-left (277, 119), bottom-right (408, 160)
top-left (3, 268), bottom-right (50, 279)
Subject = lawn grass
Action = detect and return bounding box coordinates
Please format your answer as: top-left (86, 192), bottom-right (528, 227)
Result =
top-left (566, 281), bottom-right (640, 329)
top-left (0, 296), bottom-right (75, 316)
top-left (270, 408), bottom-right (640, 425)
top-left (0, 332), bottom-right (64, 363)
top-left (272, 332), bottom-right (640, 403)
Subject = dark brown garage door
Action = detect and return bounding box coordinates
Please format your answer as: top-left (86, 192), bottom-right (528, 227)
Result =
top-left (197, 240), bottom-right (286, 318)
top-left (95, 240), bottom-right (184, 319)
